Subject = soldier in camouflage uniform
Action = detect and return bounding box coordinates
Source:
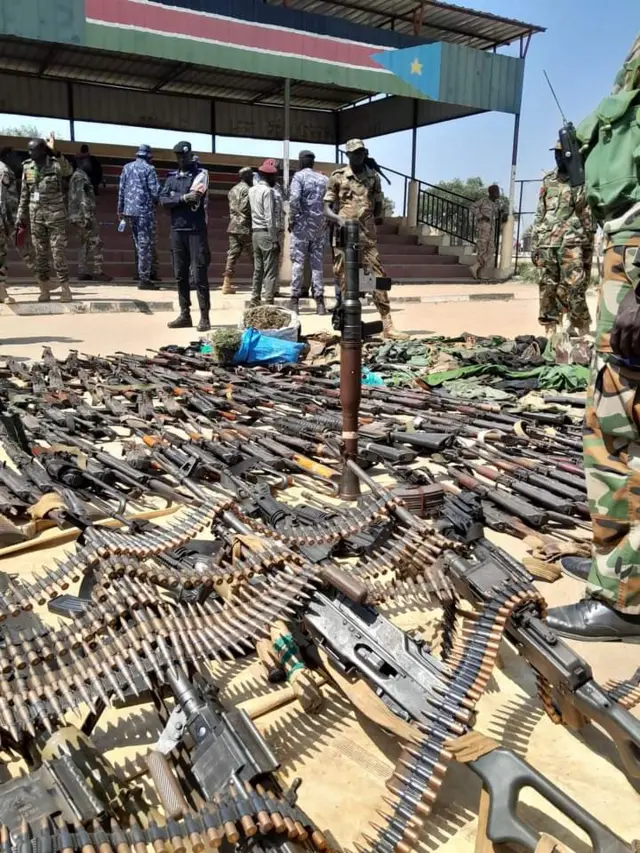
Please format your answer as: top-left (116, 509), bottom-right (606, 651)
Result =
top-left (17, 135), bottom-right (73, 302)
top-left (469, 184), bottom-right (502, 280)
top-left (68, 156), bottom-right (111, 282)
top-left (531, 144), bottom-right (595, 335)
top-left (288, 150), bottom-right (328, 315)
top-left (222, 166), bottom-right (253, 295)
top-left (546, 35), bottom-right (640, 641)
top-left (323, 138), bottom-right (407, 340)
top-left (0, 147), bottom-right (33, 303)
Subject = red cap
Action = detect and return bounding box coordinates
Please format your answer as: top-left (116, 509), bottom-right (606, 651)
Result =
top-left (258, 159), bottom-right (279, 175)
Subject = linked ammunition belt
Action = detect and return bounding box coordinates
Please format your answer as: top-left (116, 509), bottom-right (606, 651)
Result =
top-left (5, 786), bottom-right (327, 853)
top-left (363, 566), bottom-right (547, 853)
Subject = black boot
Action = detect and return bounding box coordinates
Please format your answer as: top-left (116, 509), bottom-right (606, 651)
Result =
top-left (167, 312), bottom-right (192, 329)
top-left (78, 273), bottom-right (92, 281)
top-left (545, 598), bottom-right (640, 642)
top-left (559, 556), bottom-right (591, 582)
top-left (197, 312), bottom-right (211, 333)
top-left (315, 297), bottom-right (326, 316)
top-left (288, 298), bottom-right (300, 314)
top-left (138, 280), bottom-right (158, 291)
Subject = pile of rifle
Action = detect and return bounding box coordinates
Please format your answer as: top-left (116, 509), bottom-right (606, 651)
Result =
top-left (0, 347), bottom-right (635, 853)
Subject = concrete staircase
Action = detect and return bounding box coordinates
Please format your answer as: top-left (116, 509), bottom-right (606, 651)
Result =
top-left (6, 155), bottom-right (476, 284)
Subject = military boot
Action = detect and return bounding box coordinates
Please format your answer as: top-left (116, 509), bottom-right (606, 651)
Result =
top-left (93, 272), bottom-right (113, 282)
top-left (168, 312), bottom-right (192, 329)
top-left (197, 312), bottom-right (211, 333)
top-left (59, 284), bottom-right (73, 303)
top-left (221, 276), bottom-right (236, 295)
top-left (315, 297), bottom-right (327, 316)
top-left (37, 281), bottom-right (51, 303)
top-left (288, 298), bottom-right (300, 314)
top-left (0, 283), bottom-right (14, 304)
top-left (382, 315), bottom-right (409, 341)
top-left (138, 280), bottom-right (158, 291)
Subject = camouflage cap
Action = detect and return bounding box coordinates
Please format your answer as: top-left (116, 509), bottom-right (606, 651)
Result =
top-left (345, 138), bottom-right (366, 153)
top-left (136, 144), bottom-right (152, 158)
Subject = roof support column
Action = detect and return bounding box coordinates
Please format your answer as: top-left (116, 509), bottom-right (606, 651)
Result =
top-left (210, 100), bottom-right (216, 153)
top-left (67, 82), bottom-right (75, 142)
top-left (283, 77), bottom-right (291, 190)
top-left (499, 109), bottom-right (521, 274)
top-left (410, 99), bottom-right (418, 179)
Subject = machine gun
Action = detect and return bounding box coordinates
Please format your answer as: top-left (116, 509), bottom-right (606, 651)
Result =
top-left (444, 549), bottom-right (640, 785)
top-left (147, 667), bottom-right (326, 851)
top-left (302, 583), bottom-right (633, 853)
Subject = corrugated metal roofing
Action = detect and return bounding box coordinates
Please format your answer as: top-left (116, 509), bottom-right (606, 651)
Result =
top-left (0, 37), bottom-right (379, 111)
top-left (264, 0), bottom-right (544, 49)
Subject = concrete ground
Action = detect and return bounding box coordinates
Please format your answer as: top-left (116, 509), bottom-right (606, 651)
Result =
top-left (0, 280), bottom-right (597, 362)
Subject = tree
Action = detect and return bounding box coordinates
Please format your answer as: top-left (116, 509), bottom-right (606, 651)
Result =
top-left (0, 124), bottom-right (65, 139)
top-left (383, 195), bottom-right (395, 217)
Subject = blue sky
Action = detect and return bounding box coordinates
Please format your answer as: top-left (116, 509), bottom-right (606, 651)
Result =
top-left (0, 0), bottom-right (637, 221)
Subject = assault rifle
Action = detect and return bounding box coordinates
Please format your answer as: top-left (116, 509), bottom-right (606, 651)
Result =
top-left (148, 667), bottom-right (325, 851)
top-left (444, 548), bottom-right (640, 785)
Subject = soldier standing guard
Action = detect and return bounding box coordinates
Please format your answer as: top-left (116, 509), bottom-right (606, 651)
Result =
top-left (469, 184), bottom-right (504, 280)
top-left (118, 144), bottom-right (160, 291)
top-left (546, 34), bottom-right (640, 641)
top-left (288, 150), bottom-right (328, 315)
top-left (222, 166), bottom-right (253, 295)
top-left (530, 142), bottom-right (595, 336)
top-left (68, 156), bottom-right (112, 282)
top-left (323, 138), bottom-right (407, 340)
top-left (17, 134), bottom-right (73, 303)
top-left (0, 147), bottom-right (33, 303)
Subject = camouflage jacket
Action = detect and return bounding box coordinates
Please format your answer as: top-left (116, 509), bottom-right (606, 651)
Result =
top-left (470, 196), bottom-right (500, 225)
top-left (324, 164), bottom-right (382, 243)
top-left (0, 161), bottom-right (20, 227)
top-left (68, 169), bottom-right (97, 225)
top-left (17, 154), bottom-right (72, 223)
top-left (289, 167), bottom-right (328, 238)
top-left (227, 181), bottom-right (251, 235)
top-left (531, 170), bottom-right (594, 249)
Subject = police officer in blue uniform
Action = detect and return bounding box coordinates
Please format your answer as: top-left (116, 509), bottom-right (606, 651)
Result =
top-left (159, 141), bottom-right (211, 332)
top-left (117, 144), bottom-right (160, 291)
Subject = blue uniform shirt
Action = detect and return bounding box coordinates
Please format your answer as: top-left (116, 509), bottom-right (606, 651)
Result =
top-left (289, 168), bottom-right (328, 239)
top-left (118, 158), bottom-right (160, 217)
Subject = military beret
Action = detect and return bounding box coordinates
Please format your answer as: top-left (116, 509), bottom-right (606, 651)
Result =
top-left (173, 140), bottom-right (192, 154)
top-left (345, 139), bottom-right (366, 153)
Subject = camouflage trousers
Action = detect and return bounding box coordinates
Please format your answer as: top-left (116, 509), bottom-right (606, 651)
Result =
top-left (290, 232), bottom-right (325, 299)
top-left (0, 217), bottom-right (33, 285)
top-left (130, 216), bottom-right (154, 282)
top-left (333, 242), bottom-right (390, 318)
top-left (583, 240), bottom-right (640, 615)
top-left (74, 217), bottom-right (104, 276)
top-left (31, 216), bottom-right (69, 285)
top-left (537, 244), bottom-right (590, 328)
top-left (133, 223), bottom-right (159, 278)
top-left (224, 233), bottom-right (252, 279)
top-left (475, 220), bottom-right (493, 269)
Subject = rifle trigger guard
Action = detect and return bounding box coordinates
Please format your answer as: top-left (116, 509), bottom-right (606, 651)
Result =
top-left (154, 706), bottom-right (188, 755)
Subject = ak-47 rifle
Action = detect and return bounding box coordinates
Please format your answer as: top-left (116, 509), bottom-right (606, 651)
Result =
top-left (147, 667), bottom-right (326, 852)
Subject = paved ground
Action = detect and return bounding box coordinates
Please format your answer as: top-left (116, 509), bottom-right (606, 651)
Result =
top-left (0, 280), bottom-right (597, 362)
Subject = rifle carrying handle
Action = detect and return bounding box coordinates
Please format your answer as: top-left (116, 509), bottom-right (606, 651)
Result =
top-left (147, 751), bottom-right (189, 820)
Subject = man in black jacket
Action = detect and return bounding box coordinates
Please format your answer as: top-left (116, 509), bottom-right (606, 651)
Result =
top-left (159, 141), bottom-right (210, 332)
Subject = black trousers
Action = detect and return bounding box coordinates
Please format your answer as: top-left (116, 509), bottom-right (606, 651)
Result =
top-left (171, 229), bottom-right (210, 313)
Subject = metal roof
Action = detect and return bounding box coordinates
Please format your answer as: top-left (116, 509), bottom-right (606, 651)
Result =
top-left (265, 0), bottom-right (544, 50)
top-left (0, 37), bottom-right (366, 111)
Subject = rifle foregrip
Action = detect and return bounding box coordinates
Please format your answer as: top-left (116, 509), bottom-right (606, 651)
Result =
top-left (147, 751), bottom-right (188, 819)
top-left (319, 565), bottom-right (368, 604)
